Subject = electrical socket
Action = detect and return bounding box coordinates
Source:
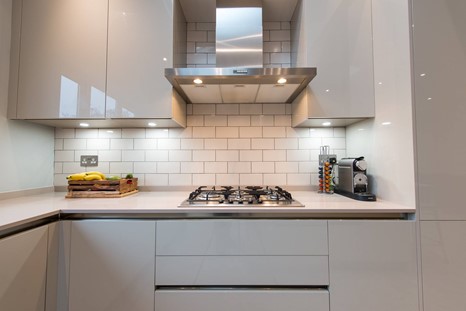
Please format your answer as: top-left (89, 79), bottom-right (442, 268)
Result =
top-left (80, 155), bottom-right (98, 167)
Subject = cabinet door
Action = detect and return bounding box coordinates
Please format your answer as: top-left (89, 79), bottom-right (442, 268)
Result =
top-left (68, 220), bottom-right (155, 311)
top-left (17, 0), bottom-right (107, 119)
top-left (421, 221), bottom-right (466, 311)
top-left (0, 225), bottom-right (48, 311)
top-left (107, 0), bottom-right (174, 118)
top-left (328, 220), bottom-right (419, 311)
top-left (297, 0), bottom-right (374, 118)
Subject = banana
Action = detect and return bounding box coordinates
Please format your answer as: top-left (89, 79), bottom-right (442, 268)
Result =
top-left (85, 171), bottom-right (106, 180)
top-left (84, 174), bottom-right (103, 181)
top-left (66, 173), bottom-right (86, 181)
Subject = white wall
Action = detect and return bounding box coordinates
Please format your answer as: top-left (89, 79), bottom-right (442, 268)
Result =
top-left (0, 0), bottom-right (54, 193)
top-left (346, 0), bottom-right (415, 207)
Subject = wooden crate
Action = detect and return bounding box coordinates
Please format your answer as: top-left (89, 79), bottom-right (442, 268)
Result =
top-left (66, 178), bottom-right (138, 198)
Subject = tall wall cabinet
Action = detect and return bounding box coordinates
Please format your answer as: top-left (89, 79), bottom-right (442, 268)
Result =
top-left (8, 0), bottom-right (186, 128)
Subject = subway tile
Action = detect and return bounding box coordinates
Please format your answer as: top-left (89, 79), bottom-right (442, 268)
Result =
top-left (262, 104), bottom-right (286, 115)
top-left (239, 127), bottom-right (262, 138)
top-left (110, 162), bottom-right (134, 174)
top-left (122, 150), bottom-right (145, 161)
top-left (251, 162), bottom-right (275, 173)
top-left (264, 174), bottom-right (286, 186)
top-left (196, 22), bottom-right (215, 31)
top-left (55, 151), bottom-right (74, 162)
top-left (193, 127), bottom-right (216, 138)
top-left (193, 104), bottom-right (216, 115)
top-left (204, 162), bottom-right (227, 174)
top-left (270, 53), bottom-right (290, 64)
top-left (133, 174), bottom-right (145, 186)
top-left (216, 104), bottom-right (239, 115)
top-left (228, 139), bottom-right (251, 150)
top-left (228, 116), bottom-right (250, 126)
top-left (333, 149), bottom-right (347, 160)
top-left (122, 129), bottom-right (146, 138)
top-left (287, 127), bottom-right (310, 138)
top-left (208, 54), bottom-right (216, 65)
top-left (281, 22), bottom-right (291, 30)
top-left (281, 42), bottom-right (291, 53)
top-left (269, 30), bottom-right (290, 41)
top-left (333, 127), bottom-right (346, 138)
top-left (251, 138), bottom-right (274, 150)
top-left (63, 139), bottom-right (86, 150)
top-left (322, 137), bottom-right (346, 149)
top-left (228, 162), bottom-right (251, 173)
top-left (251, 115), bottom-right (274, 126)
top-left (55, 139), bottom-right (64, 150)
top-left (274, 138), bottom-right (298, 150)
top-left (240, 104), bottom-right (262, 115)
top-left (216, 174), bottom-right (239, 185)
top-left (216, 127), bottom-right (239, 138)
top-left (264, 42), bottom-right (282, 52)
top-left (187, 22), bottom-right (196, 31)
top-left (205, 115), bottom-right (227, 126)
top-left (54, 163), bottom-right (63, 174)
top-left (181, 162), bottom-right (204, 173)
top-left (134, 139), bottom-right (157, 150)
top-left (263, 21), bottom-right (281, 30)
top-left (299, 138), bottom-right (322, 149)
top-left (187, 53), bottom-right (208, 65)
top-left (263, 127), bottom-right (286, 138)
top-left (74, 150), bottom-right (98, 162)
top-left (287, 174), bottom-right (311, 186)
top-left (98, 129), bottom-right (121, 138)
top-left (181, 139), bottom-right (204, 150)
top-left (134, 162), bottom-right (157, 174)
top-left (169, 174), bottom-right (192, 186)
top-left (204, 139), bottom-right (228, 150)
top-left (157, 162), bottom-right (180, 174)
top-left (263, 150), bottom-right (286, 161)
top-left (193, 174), bottom-right (216, 185)
top-left (274, 115), bottom-right (291, 126)
top-left (169, 127), bottom-right (193, 138)
top-left (285, 103), bottom-right (292, 114)
top-left (76, 129), bottom-right (98, 139)
top-left (146, 129), bottom-right (169, 138)
top-left (263, 30), bottom-right (270, 41)
top-left (169, 150), bottom-right (192, 162)
top-left (146, 150), bottom-right (169, 161)
top-left (187, 30), bottom-right (207, 42)
top-left (196, 42), bottom-right (215, 53)
top-left (263, 53), bottom-right (270, 65)
top-left (276, 162), bottom-right (299, 173)
top-left (310, 150), bottom-right (321, 161)
top-left (207, 31), bottom-right (216, 42)
top-left (287, 150), bottom-right (311, 162)
top-left (240, 174), bottom-right (263, 185)
top-left (62, 162), bottom-right (83, 174)
top-left (240, 150), bottom-right (262, 162)
top-left (310, 128), bottom-right (334, 138)
top-left (193, 150), bottom-right (216, 162)
top-left (216, 150), bottom-right (239, 162)
top-left (186, 104), bottom-right (193, 115)
top-left (187, 115), bottom-right (205, 126)
top-left (55, 128), bottom-right (75, 138)
top-left (158, 139), bottom-right (181, 150)
top-left (54, 174), bottom-right (69, 187)
top-left (87, 139), bottom-right (110, 150)
top-left (98, 150), bottom-right (122, 162)
top-left (187, 41), bottom-right (196, 53)
top-left (299, 161), bottom-right (319, 173)
top-left (310, 173), bottom-right (320, 186)
top-left (145, 174), bottom-right (169, 186)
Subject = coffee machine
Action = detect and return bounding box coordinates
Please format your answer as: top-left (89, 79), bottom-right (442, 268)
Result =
top-left (334, 157), bottom-right (376, 201)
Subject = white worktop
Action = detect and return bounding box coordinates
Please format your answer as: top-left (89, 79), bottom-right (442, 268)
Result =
top-left (0, 191), bottom-right (416, 232)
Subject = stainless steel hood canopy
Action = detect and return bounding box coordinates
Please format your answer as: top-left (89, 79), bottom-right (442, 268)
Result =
top-left (165, 0), bottom-right (317, 104)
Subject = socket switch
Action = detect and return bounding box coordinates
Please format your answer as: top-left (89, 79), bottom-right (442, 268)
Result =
top-left (80, 155), bottom-right (98, 167)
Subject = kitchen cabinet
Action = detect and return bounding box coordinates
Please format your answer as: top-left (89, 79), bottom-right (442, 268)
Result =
top-left (67, 220), bottom-right (155, 311)
top-left (106, 0), bottom-right (186, 125)
top-left (420, 221), bottom-right (466, 311)
top-left (328, 220), bottom-right (419, 311)
top-left (0, 225), bottom-right (49, 311)
top-left (291, 0), bottom-right (375, 127)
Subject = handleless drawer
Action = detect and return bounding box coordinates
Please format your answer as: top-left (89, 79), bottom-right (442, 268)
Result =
top-left (155, 289), bottom-right (329, 311)
top-left (156, 220), bottom-right (328, 256)
top-left (155, 256), bottom-right (329, 286)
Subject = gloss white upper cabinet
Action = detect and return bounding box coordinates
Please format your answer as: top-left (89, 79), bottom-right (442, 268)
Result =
top-left (106, 0), bottom-right (186, 125)
top-left (291, 0), bottom-right (375, 127)
top-left (14, 0), bottom-right (108, 119)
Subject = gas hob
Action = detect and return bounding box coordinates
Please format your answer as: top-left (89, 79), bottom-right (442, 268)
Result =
top-left (178, 186), bottom-right (304, 208)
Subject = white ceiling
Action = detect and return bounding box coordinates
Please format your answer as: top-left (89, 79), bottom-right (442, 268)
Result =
top-left (178, 0), bottom-right (299, 22)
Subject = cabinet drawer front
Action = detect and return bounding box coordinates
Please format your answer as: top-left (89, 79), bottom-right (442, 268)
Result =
top-left (155, 289), bottom-right (329, 311)
top-left (156, 220), bottom-right (328, 255)
top-left (156, 256), bottom-right (329, 286)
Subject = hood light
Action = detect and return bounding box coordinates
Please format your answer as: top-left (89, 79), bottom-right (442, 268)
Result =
top-left (277, 78), bottom-right (287, 84)
top-left (79, 123), bottom-right (90, 127)
top-left (193, 78), bottom-right (203, 84)
top-left (322, 122), bottom-right (332, 126)
top-left (148, 122), bottom-right (157, 127)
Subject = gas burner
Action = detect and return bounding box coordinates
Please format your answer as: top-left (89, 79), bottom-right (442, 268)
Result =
top-left (179, 186), bottom-right (304, 208)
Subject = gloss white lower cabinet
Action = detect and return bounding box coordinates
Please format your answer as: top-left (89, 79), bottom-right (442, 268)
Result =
top-left (328, 220), bottom-right (419, 311)
top-left (67, 220), bottom-right (155, 311)
top-left (0, 225), bottom-right (49, 311)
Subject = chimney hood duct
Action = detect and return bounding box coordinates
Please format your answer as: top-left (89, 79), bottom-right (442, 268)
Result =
top-left (165, 0), bottom-right (317, 104)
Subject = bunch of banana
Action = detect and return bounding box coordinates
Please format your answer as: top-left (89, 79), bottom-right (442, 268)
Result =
top-left (66, 171), bottom-right (106, 181)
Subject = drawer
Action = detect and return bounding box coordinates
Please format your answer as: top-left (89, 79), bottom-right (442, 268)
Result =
top-left (156, 256), bottom-right (329, 286)
top-left (156, 220), bottom-right (328, 255)
top-left (155, 289), bottom-right (329, 311)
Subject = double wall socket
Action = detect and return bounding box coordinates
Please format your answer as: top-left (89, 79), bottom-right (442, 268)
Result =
top-left (80, 155), bottom-right (98, 167)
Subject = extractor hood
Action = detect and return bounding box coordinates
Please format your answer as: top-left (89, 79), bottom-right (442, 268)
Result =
top-left (165, 0), bottom-right (317, 104)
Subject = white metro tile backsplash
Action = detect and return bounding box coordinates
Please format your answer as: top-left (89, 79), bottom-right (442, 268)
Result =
top-left (54, 104), bottom-right (347, 188)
